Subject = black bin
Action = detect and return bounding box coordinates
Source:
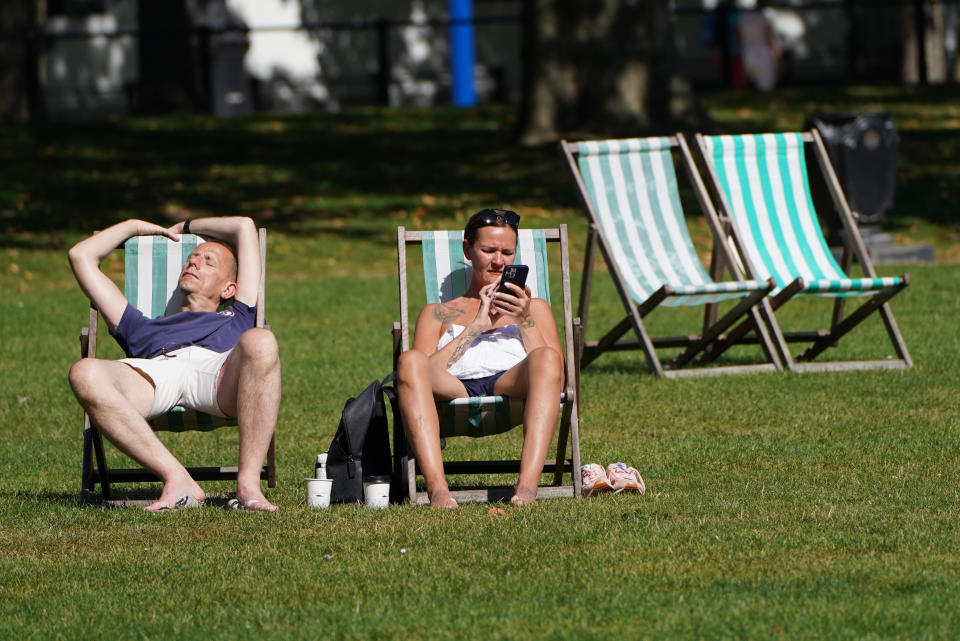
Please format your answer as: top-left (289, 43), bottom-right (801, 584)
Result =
top-left (209, 32), bottom-right (252, 116)
top-left (804, 113), bottom-right (899, 233)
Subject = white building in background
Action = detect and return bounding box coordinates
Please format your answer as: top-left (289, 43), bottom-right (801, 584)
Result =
top-left (43, 1), bottom-right (138, 118)
top-left (41, 0), bottom-right (520, 119)
top-left (38, 0), bottom-right (909, 119)
top-left (223, 0), bottom-right (330, 109)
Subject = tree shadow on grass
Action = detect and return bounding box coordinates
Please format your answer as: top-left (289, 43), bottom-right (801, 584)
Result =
top-left (0, 107), bottom-right (579, 249)
top-left (3, 90), bottom-right (958, 250)
top-left (1, 489), bottom-right (242, 509)
top-left (891, 127), bottom-right (960, 230)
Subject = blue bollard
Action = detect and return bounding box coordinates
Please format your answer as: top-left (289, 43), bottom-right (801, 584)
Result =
top-left (449, 0), bottom-right (476, 107)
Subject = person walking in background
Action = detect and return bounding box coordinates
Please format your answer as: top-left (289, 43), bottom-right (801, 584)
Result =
top-left (703, 0), bottom-right (745, 89)
top-left (738, 0), bottom-right (781, 91)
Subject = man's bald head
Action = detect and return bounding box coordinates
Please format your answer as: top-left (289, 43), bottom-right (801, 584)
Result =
top-left (204, 239), bottom-right (238, 282)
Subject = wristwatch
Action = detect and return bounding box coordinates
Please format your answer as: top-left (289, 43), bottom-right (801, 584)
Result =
top-left (182, 218), bottom-right (192, 234)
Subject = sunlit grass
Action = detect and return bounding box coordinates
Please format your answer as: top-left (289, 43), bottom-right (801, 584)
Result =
top-left (1, 91), bottom-right (959, 639)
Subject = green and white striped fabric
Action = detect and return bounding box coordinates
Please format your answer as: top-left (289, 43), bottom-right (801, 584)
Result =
top-left (123, 233), bottom-right (229, 432)
top-left (124, 234), bottom-right (204, 318)
top-left (148, 405), bottom-right (226, 432)
top-left (421, 229), bottom-right (550, 304)
top-left (574, 137), bottom-right (770, 306)
top-left (438, 395), bottom-right (526, 438)
top-left (701, 133), bottom-right (903, 296)
top-left (419, 228), bottom-right (552, 438)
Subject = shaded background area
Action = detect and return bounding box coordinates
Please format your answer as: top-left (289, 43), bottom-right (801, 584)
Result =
top-left (5, 1), bottom-right (960, 122)
top-left (1, 0), bottom-right (959, 261)
top-left (2, 86), bottom-right (959, 258)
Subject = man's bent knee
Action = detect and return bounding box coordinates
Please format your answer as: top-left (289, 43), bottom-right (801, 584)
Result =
top-left (236, 328), bottom-right (279, 364)
top-left (69, 358), bottom-right (154, 414)
top-left (68, 358), bottom-right (98, 398)
top-left (69, 358), bottom-right (122, 399)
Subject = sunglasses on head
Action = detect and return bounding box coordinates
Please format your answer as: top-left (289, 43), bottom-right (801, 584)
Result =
top-left (476, 209), bottom-right (520, 228)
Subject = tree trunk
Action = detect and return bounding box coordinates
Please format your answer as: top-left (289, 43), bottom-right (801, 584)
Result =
top-left (518, 0), bottom-right (705, 145)
top-left (0, 0), bottom-right (44, 124)
top-left (136, 0), bottom-right (204, 113)
top-left (902, 0), bottom-right (949, 84)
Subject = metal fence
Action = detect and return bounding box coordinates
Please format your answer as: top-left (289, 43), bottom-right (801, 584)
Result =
top-left (2, 0), bottom-right (956, 121)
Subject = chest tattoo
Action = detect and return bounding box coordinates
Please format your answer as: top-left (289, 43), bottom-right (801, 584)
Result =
top-left (432, 303), bottom-right (466, 324)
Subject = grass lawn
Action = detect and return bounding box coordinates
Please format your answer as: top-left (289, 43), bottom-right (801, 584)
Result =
top-left (1, 86), bottom-right (959, 640)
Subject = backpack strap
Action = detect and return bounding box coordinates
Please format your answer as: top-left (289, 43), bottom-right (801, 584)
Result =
top-left (380, 371), bottom-right (401, 448)
top-left (380, 371), bottom-right (408, 503)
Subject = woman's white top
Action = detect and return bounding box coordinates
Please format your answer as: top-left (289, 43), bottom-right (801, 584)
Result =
top-left (437, 324), bottom-right (526, 380)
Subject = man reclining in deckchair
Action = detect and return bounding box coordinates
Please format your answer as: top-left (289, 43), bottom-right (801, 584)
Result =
top-left (68, 217), bottom-right (280, 512)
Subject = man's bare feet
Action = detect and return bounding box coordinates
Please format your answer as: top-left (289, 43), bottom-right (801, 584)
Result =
top-left (428, 489), bottom-right (458, 509)
top-left (145, 477), bottom-right (206, 512)
top-left (235, 489), bottom-right (278, 512)
top-left (509, 486), bottom-right (537, 507)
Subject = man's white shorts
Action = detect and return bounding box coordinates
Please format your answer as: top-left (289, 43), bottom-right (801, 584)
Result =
top-left (121, 346), bottom-right (232, 419)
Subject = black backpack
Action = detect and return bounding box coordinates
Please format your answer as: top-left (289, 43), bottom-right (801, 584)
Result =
top-left (326, 375), bottom-right (397, 504)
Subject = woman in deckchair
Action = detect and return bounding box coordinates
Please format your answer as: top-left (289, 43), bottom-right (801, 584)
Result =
top-left (396, 209), bottom-right (564, 509)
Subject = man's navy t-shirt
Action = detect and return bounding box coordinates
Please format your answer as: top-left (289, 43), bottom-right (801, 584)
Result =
top-left (111, 301), bottom-right (256, 359)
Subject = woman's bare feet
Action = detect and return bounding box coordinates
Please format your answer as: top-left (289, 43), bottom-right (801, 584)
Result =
top-left (236, 488), bottom-right (278, 512)
top-left (428, 489), bottom-right (458, 509)
top-left (509, 486), bottom-right (537, 507)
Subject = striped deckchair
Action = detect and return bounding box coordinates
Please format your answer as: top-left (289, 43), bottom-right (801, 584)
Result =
top-left (560, 135), bottom-right (782, 378)
top-left (694, 131), bottom-right (912, 371)
top-left (393, 226), bottom-right (582, 505)
top-left (79, 230), bottom-right (276, 503)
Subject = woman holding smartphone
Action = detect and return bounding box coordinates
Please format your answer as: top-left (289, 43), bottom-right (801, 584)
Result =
top-left (396, 209), bottom-right (564, 509)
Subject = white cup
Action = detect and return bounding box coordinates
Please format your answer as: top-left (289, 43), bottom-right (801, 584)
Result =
top-left (363, 475), bottom-right (391, 509)
top-left (305, 478), bottom-right (333, 509)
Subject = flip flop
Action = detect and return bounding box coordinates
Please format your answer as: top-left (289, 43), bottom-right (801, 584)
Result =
top-left (172, 494), bottom-right (203, 509)
top-left (153, 494), bottom-right (203, 511)
top-left (226, 498), bottom-right (277, 511)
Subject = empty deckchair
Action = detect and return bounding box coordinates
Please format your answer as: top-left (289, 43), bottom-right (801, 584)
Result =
top-left (694, 131), bottom-right (912, 371)
top-left (560, 135), bottom-right (781, 378)
top-left (392, 226), bottom-right (582, 504)
top-left (79, 231), bottom-right (276, 504)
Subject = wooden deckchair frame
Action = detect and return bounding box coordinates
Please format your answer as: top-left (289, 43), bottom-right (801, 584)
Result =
top-left (392, 225), bottom-right (582, 505)
top-left (692, 130), bottom-right (912, 372)
top-left (79, 228), bottom-right (276, 505)
top-left (560, 135), bottom-right (782, 378)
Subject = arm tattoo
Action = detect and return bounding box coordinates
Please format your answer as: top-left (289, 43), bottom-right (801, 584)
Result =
top-left (520, 317), bottom-right (536, 329)
top-left (431, 303), bottom-right (465, 324)
top-left (446, 329), bottom-right (481, 368)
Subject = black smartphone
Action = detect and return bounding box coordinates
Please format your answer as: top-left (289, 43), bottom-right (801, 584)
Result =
top-left (496, 264), bottom-right (529, 299)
